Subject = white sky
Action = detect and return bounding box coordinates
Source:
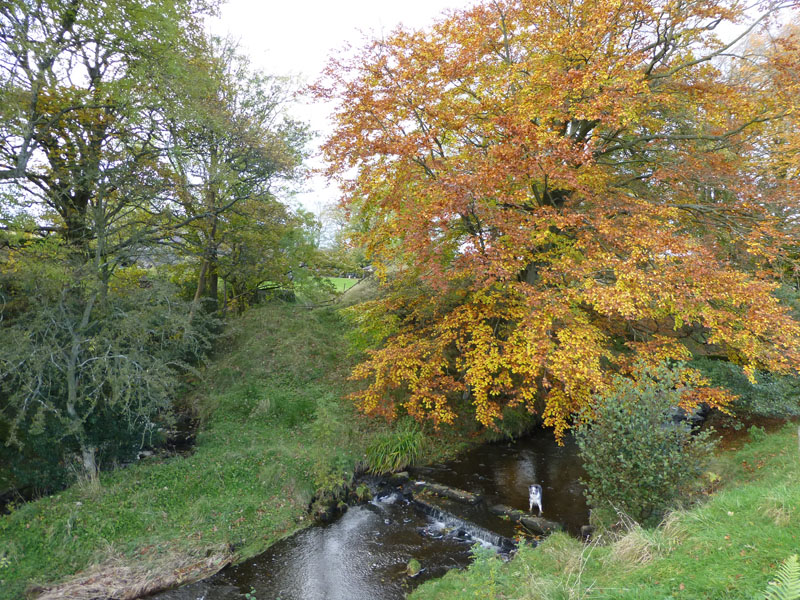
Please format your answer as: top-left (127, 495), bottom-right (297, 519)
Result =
top-left (208, 0), bottom-right (474, 218)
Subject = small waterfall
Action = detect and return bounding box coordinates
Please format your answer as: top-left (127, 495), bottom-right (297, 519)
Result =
top-left (412, 501), bottom-right (517, 553)
top-left (373, 491), bottom-right (406, 506)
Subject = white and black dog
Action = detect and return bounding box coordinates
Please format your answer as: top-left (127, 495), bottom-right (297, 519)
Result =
top-left (528, 484), bottom-right (543, 515)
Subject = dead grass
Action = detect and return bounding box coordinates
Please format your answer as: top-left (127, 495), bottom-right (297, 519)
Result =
top-left (604, 510), bottom-right (686, 568)
top-left (761, 489), bottom-right (793, 527)
top-left (30, 546), bottom-right (233, 600)
top-left (339, 276), bottom-right (380, 306)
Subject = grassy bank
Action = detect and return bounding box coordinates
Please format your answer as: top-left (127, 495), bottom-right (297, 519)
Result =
top-left (0, 303), bottom-right (379, 599)
top-left (411, 422), bottom-right (800, 600)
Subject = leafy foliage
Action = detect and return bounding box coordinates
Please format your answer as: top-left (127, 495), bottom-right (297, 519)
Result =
top-left (0, 303), bottom-right (374, 600)
top-left (575, 364), bottom-right (717, 524)
top-left (315, 0), bottom-right (800, 437)
top-left (0, 0), bottom-right (316, 489)
top-left (412, 424), bottom-right (800, 600)
top-left (0, 249), bottom-right (215, 488)
top-left (165, 38), bottom-right (314, 316)
top-left (764, 555), bottom-right (800, 600)
top-left (693, 358), bottom-right (800, 419)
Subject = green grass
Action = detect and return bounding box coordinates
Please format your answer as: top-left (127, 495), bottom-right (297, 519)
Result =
top-left (365, 422), bottom-right (427, 473)
top-left (0, 303), bottom-right (374, 599)
top-left (326, 277), bottom-right (360, 293)
top-left (411, 422), bottom-right (800, 600)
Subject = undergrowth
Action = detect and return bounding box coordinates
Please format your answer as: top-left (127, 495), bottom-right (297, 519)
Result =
top-left (365, 421), bottom-right (427, 473)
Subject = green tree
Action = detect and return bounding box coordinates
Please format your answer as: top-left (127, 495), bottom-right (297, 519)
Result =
top-left (164, 38), bottom-right (310, 316)
top-left (0, 2), bottom-right (314, 486)
top-left (0, 244), bottom-right (214, 482)
top-left (0, 0), bottom-right (219, 481)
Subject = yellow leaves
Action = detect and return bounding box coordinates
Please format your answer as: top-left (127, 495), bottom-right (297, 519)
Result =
top-left (108, 266), bottom-right (148, 296)
top-left (625, 337), bottom-right (693, 368)
top-left (742, 363), bottom-right (757, 385)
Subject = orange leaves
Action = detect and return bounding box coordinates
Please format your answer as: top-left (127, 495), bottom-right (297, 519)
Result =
top-left (323, 0), bottom-right (800, 437)
top-left (677, 367), bottom-right (736, 414)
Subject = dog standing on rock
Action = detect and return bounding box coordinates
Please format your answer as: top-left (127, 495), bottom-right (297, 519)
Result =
top-left (528, 484), bottom-right (543, 515)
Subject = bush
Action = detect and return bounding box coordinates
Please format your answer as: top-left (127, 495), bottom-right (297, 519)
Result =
top-left (0, 258), bottom-right (216, 489)
top-left (575, 363), bottom-right (717, 525)
top-left (692, 357), bottom-right (800, 419)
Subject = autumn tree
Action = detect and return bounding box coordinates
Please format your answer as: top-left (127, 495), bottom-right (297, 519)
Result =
top-left (316, 0), bottom-right (800, 437)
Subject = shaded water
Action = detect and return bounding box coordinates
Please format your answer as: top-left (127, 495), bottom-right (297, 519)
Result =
top-left (411, 434), bottom-right (589, 536)
top-left (151, 432), bottom-right (588, 600)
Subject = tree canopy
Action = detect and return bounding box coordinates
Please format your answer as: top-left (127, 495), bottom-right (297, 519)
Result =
top-left (316, 0), bottom-right (800, 437)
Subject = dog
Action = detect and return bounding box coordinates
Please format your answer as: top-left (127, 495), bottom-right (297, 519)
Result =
top-left (528, 484), bottom-right (543, 515)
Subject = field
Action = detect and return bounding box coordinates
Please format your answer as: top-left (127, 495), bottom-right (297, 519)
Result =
top-left (326, 277), bottom-right (360, 293)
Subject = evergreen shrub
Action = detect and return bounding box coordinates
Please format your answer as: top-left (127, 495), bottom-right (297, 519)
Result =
top-left (575, 364), bottom-right (717, 525)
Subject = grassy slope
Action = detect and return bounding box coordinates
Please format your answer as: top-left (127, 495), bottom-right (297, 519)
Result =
top-left (411, 423), bottom-right (800, 600)
top-left (327, 277), bottom-right (360, 293)
top-left (0, 303), bottom-right (373, 599)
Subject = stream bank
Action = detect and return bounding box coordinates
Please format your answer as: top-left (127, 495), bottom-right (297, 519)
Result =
top-left (410, 422), bottom-right (800, 600)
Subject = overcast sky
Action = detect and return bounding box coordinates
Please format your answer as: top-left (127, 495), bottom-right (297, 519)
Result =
top-left (208, 0), bottom-right (474, 216)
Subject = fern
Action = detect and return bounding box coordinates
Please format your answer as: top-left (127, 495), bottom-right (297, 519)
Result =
top-left (764, 555), bottom-right (800, 600)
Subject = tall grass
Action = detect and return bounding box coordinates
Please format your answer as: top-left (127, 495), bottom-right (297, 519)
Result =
top-left (365, 423), bottom-right (427, 473)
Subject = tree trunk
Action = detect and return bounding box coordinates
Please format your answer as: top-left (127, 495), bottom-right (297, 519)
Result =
top-left (221, 278), bottom-right (228, 317)
top-left (207, 260), bottom-right (218, 312)
top-left (80, 446), bottom-right (98, 480)
top-left (189, 259), bottom-right (209, 322)
top-left (66, 291), bottom-right (99, 479)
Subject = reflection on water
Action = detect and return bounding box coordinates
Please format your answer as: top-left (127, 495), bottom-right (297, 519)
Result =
top-left (152, 498), bottom-right (481, 600)
top-left (150, 431), bottom-right (589, 600)
top-left (411, 434), bottom-right (588, 535)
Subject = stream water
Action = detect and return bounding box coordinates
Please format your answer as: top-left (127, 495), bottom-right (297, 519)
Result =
top-left (151, 432), bottom-right (588, 600)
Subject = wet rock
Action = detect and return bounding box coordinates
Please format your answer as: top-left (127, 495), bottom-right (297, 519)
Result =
top-left (406, 558), bottom-right (422, 577)
top-left (669, 403), bottom-right (710, 426)
top-left (488, 503), bottom-right (562, 535)
top-left (580, 525), bottom-right (595, 541)
top-left (412, 497), bottom-right (517, 552)
top-left (310, 499), bottom-right (342, 524)
top-left (385, 471), bottom-right (410, 488)
top-left (410, 480), bottom-right (482, 504)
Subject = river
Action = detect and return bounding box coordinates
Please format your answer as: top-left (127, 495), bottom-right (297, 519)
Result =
top-left (151, 431), bottom-right (588, 600)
